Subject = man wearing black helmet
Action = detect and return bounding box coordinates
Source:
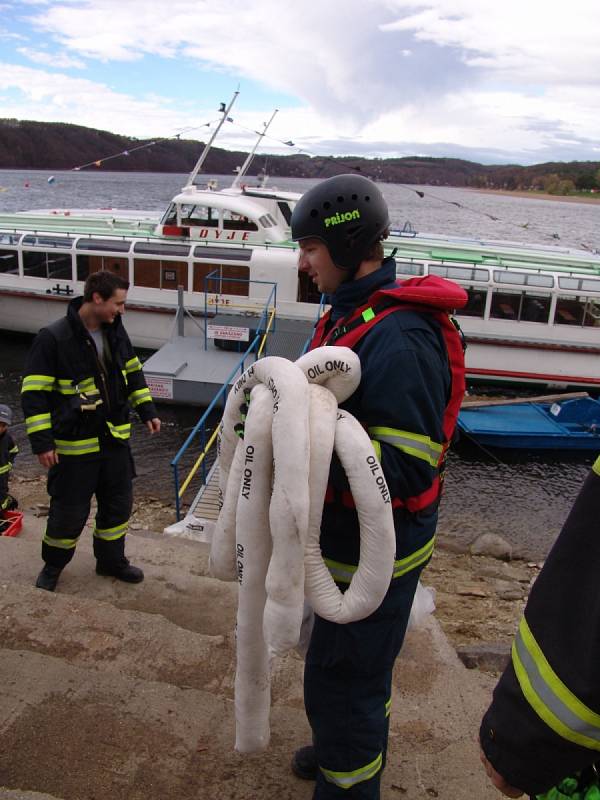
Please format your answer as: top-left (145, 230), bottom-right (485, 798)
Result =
top-left (289, 174), bottom-right (467, 799)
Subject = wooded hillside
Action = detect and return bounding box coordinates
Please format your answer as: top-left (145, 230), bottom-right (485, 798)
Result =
top-left (2, 118), bottom-right (600, 194)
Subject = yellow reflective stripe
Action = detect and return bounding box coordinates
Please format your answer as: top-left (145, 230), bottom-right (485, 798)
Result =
top-left (21, 374), bottom-right (55, 392)
top-left (56, 379), bottom-right (77, 395)
top-left (512, 616), bottom-right (600, 751)
top-left (129, 388), bottom-right (152, 408)
top-left (77, 377), bottom-right (98, 393)
top-left (323, 558), bottom-right (357, 584)
top-left (369, 426), bottom-right (443, 467)
top-left (0, 463), bottom-right (11, 475)
top-left (25, 413), bottom-right (53, 435)
top-left (593, 456), bottom-right (600, 477)
top-left (106, 421), bottom-right (131, 440)
top-left (385, 697), bottom-right (392, 718)
top-left (42, 533), bottom-right (79, 550)
top-left (371, 439), bottom-right (381, 461)
top-left (55, 438), bottom-right (100, 456)
top-left (393, 535), bottom-right (436, 579)
top-left (325, 538), bottom-right (435, 585)
top-left (321, 753), bottom-right (382, 789)
top-left (93, 521), bottom-right (128, 541)
top-left (124, 356), bottom-right (142, 374)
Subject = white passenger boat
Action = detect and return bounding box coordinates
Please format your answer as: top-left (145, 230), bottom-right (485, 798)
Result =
top-left (1, 98), bottom-right (599, 391)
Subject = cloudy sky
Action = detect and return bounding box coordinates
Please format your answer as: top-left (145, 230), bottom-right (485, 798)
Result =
top-left (1, 0), bottom-right (599, 166)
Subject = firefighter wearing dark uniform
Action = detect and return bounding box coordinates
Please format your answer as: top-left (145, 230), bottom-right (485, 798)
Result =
top-left (480, 454), bottom-right (600, 800)
top-left (289, 174), bottom-right (467, 799)
top-left (21, 270), bottom-right (160, 592)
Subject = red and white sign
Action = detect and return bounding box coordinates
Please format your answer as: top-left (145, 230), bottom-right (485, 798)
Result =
top-left (207, 324), bottom-right (250, 342)
top-left (145, 375), bottom-right (174, 400)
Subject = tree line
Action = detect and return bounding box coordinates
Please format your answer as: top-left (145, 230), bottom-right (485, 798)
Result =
top-left (1, 118), bottom-right (600, 195)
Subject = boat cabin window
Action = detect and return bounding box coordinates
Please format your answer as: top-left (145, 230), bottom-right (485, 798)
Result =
top-left (22, 235), bottom-right (74, 249)
top-left (134, 258), bottom-right (187, 290)
top-left (395, 261), bottom-right (424, 276)
top-left (193, 262), bottom-right (250, 297)
top-left (192, 245), bottom-right (252, 262)
top-left (133, 242), bottom-right (191, 257)
top-left (179, 204), bottom-right (218, 227)
top-left (258, 214), bottom-right (276, 228)
top-left (554, 296), bottom-right (600, 327)
top-left (430, 265), bottom-right (489, 282)
top-left (493, 270), bottom-right (554, 288)
top-left (222, 210), bottom-right (258, 231)
top-left (77, 256), bottom-right (128, 282)
top-left (558, 276), bottom-right (600, 294)
top-left (23, 250), bottom-right (72, 280)
top-left (490, 289), bottom-right (551, 323)
top-left (0, 249), bottom-right (18, 275)
top-left (0, 234), bottom-right (21, 246)
top-left (460, 287), bottom-right (487, 318)
top-left (277, 201), bottom-right (293, 226)
top-left (76, 239), bottom-right (132, 253)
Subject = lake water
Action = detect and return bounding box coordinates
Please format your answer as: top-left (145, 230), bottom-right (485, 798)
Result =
top-left (1, 169), bottom-right (598, 559)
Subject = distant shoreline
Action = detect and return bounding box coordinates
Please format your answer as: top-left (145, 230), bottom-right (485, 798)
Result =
top-left (466, 187), bottom-right (600, 205)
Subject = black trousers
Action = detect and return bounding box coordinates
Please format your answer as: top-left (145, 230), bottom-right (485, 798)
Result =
top-left (42, 445), bottom-right (134, 569)
top-left (304, 567), bottom-right (421, 800)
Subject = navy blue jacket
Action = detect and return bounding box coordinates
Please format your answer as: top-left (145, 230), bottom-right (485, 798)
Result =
top-left (318, 258), bottom-right (452, 567)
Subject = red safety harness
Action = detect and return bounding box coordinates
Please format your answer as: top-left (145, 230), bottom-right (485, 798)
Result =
top-left (310, 275), bottom-right (467, 513)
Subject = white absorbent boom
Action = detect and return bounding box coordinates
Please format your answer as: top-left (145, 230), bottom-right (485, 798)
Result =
top-left (210, 346), bottom-right (396, 752)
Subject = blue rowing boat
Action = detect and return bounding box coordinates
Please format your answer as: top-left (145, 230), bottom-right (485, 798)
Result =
top-left (457, 396), bottom-right (600, 450)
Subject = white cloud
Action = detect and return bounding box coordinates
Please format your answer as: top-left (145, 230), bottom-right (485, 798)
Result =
top-left (2, 0), bottom-right (600, 164)
top-left (17, 46), bottom-right (86, 68)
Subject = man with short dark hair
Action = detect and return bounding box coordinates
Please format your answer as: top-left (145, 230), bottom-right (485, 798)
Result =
top-left (22, 270), bottom-right (160, 592)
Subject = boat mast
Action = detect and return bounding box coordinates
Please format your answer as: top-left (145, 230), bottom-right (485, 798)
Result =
top-left (184, 90), bottom-right (239, 188)
top-left (231, 109), bottom-right (278, 188)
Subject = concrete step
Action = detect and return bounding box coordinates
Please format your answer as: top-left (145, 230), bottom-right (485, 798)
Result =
top-left (0, 512), bottom-right (502, 799)
top-left (0, 648), bottom-right (312, 800)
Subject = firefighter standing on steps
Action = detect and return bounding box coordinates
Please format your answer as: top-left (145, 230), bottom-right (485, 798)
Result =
top-left (21, 270), bottom-right (160, 592)
top-left (288, 174), bottom-right (467, 800)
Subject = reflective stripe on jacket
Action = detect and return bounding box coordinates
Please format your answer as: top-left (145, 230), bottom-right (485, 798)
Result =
top-left (21, 296), bottom-right (157, 457)
top-left (310, 274), bottom-right (466, 513)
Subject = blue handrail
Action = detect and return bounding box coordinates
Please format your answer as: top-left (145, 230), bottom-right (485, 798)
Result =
top-left (170, 286), bottom-right (326, 520)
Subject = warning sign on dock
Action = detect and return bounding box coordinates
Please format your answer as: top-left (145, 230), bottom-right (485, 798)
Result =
top-left (145, 375), bottom-right (174, 400)
top-left (207, 324), bottom-right (250, 342)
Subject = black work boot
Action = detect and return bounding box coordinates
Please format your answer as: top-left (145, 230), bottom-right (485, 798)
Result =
top-left (35, 564), bottom-right (62, 592)
top-left (291, 745), bottom-right (318, 780)
top-left (96, 558), bottom-right (144, 583)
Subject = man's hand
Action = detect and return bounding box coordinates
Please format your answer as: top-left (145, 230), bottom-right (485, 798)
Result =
top-left (480, 747), bottom-right (524, 798)
top-left (145, 418), bottom-right (161, 435)
top-left (38, 450), bottom-right (59, 468)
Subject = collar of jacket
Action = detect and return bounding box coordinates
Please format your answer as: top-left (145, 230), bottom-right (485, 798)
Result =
top-left (66, 295), bottom-right (123, 340)
top-left (329, 257), bottom-right (397, 322)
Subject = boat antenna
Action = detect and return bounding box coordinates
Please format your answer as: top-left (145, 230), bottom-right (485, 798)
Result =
top-left (231, 109), bottom-right (278, 188)
top-left (184, 89), bottom-right (239, 188)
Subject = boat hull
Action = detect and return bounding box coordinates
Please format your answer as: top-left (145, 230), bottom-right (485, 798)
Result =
top-left (458, 398), bottom-right (600, 450)
top-left (2, 287), bottom-right (600, 389)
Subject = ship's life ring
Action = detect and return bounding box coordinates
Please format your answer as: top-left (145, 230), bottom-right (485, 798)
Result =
top-left (210, 346), bottom-right (396, 752)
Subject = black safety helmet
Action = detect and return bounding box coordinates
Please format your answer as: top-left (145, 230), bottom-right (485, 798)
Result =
top-left (290, 174), bottom-right (390, 273)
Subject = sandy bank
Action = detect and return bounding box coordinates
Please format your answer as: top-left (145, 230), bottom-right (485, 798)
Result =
top-left (466, 187), bottom-right (600, 205)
